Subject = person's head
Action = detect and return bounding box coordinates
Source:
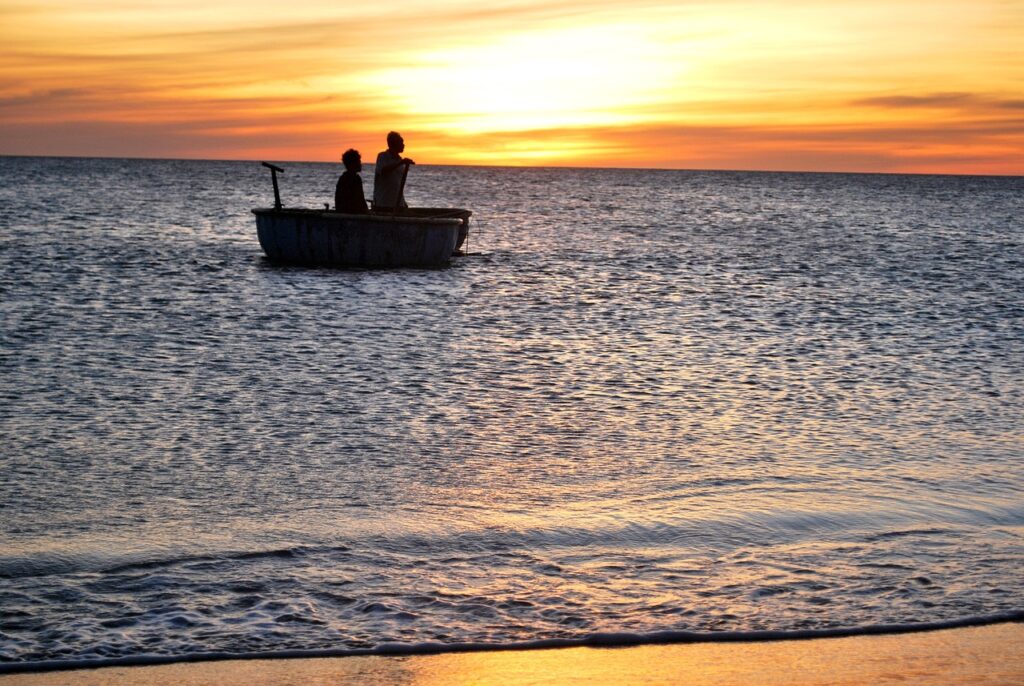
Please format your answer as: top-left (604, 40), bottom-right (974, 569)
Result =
top-left (342, 148), bottom-right (361, 172)
top-left (386, 131), bottom-right (405, 153)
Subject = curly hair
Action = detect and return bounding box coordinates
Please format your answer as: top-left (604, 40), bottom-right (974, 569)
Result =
top-left (341, 148), bottom-right (361, 169)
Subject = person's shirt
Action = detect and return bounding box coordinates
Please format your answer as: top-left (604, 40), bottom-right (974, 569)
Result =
top-left (373, 150), bottom-right (408, 209)
top-left (335, 171), bottom-right (368, 214)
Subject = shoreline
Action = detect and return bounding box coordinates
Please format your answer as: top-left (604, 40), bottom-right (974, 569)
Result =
top-left (3, 611), bottom-right (1022, 676)
top-left (2, 621), bottom-right (1021, 685)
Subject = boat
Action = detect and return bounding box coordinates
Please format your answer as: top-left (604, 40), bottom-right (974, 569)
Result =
top-left (253, 207), bottom-right (471, 268)
top-left (252, 162), bottom-right (472, 268)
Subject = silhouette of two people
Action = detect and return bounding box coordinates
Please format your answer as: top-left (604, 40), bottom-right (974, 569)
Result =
top-left (334, 131), bottom-right (415, 214)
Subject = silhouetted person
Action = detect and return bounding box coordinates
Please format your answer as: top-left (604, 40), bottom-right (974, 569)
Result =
top-left (335, 148), bottom-right (368, 214)
top-left (373, 131), bottom-right (415, 210)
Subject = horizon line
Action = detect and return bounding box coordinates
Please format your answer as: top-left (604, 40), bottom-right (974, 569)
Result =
top-left (1, 153), bottom-right (1021, 179)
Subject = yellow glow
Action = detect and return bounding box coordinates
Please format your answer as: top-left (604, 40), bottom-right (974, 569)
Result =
top-left (364, 23), bottom-right (685, 133)
top-left (0, 0), bottom-right (1022, 173)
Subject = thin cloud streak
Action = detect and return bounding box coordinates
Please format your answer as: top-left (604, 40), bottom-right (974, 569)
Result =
top-left (5, 116), bottom-right (1021, 175)
top-left (853, 93), bottom-right (1024, 111)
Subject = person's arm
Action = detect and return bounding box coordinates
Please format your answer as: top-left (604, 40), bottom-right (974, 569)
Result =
top-left (379, 156), bottom-right (415, 174)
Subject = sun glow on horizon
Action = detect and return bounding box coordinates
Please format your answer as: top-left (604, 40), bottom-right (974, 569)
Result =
top-left (363, 22), bottom-right (688, 135)
top-left (0, 0), bottom-right (1021, 173)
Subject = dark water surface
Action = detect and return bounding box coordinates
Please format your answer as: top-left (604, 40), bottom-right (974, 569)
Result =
top-left (1, 157), bottom-right (1022, 667)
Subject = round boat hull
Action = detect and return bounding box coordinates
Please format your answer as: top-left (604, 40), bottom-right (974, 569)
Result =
top-left (253, 209), bottom-right (467, 268)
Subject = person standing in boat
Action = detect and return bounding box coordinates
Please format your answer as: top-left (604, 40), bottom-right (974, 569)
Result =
top-left (373, 131), bottom-right (415, 210)
top-left (335, 148), bottom-right (369, 214)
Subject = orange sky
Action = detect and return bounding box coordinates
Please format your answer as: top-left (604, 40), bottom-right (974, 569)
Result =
top-left (1, 0), bottom-right (1022, 173)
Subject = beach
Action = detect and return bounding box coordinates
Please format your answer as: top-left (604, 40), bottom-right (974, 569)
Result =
top-left (3, 623), bottom-right (1021, 685)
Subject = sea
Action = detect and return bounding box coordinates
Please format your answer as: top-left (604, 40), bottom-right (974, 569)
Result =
top-left (1, 156), bottom-right (1022, 672)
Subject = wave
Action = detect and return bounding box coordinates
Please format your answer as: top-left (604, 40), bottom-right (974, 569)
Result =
top-left (4, 496), bottom-right (1022, 579)
top-left (2, 610), bottom-right (1021, 675)
top-left (0, 546), bottom-right (323, 580)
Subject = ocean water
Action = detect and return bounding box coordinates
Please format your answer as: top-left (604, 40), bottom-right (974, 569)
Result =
top-left (1, 156), bottom-right (1022, 670)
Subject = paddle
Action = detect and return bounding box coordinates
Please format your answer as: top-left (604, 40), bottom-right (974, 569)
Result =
top-left (393, 161), bottom-right (411, 215)
top-left (260, 161), bottom-right (285, 210)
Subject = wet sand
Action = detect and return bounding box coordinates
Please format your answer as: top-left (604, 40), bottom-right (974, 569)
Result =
top-left (2, 622), bottom-right (1021, 685)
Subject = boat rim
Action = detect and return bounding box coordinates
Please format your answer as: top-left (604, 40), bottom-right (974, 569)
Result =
top-left (252, 208), bottom-right (466, 225)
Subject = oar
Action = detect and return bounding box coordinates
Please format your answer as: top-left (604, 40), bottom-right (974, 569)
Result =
top-left (393, 161), bottom-right (410, 215)
top-left (260, 161), bottom-right (285, 210)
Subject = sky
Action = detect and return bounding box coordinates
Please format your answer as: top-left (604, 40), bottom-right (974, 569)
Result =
top-left (1, 0), bottom-right (1022, 173)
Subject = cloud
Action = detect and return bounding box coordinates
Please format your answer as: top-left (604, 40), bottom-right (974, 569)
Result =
top-left (853, 93), bottom-right (978, 108)
top-left (853, 92), bottom-right (1024, 113)
top-left (3, 114), bottom-right (1021, 175)
top-left (0, 88), bottom-right (90, 108)
top-left (404, 118), bottom-right (1024, 173)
